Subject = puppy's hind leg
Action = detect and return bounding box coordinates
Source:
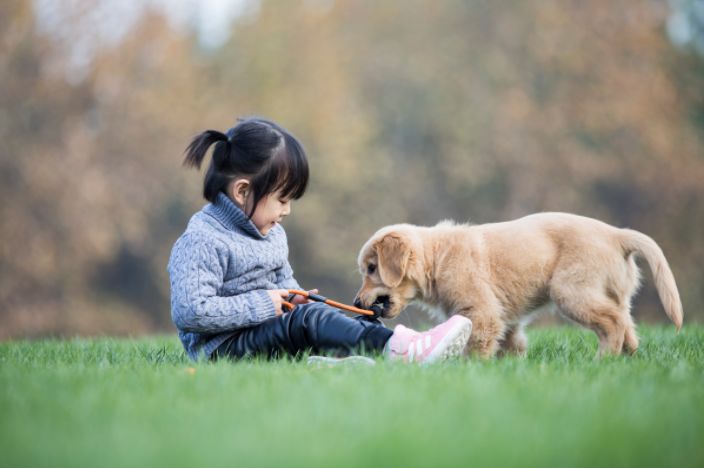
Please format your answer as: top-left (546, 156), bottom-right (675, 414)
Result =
top-left (552, 291), bottom-right (628, 357)
top-left (622, 309), bottom-right (639, 355)
top-left (620, 257), bottom-right (641, 355)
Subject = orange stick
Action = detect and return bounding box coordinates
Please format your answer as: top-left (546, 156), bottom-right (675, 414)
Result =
top-left (285, 289), bottom-right (374, 316)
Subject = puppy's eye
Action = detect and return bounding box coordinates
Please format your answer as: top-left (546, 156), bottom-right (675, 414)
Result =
top-left (367, 264), bottom-right (377, 275)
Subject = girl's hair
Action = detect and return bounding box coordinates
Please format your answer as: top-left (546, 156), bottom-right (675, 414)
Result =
top-left (183, 117), bottom-right (309, 217)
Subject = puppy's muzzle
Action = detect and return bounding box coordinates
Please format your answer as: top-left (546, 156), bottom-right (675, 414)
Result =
top-left (355, 296), bottom-right (391, 318)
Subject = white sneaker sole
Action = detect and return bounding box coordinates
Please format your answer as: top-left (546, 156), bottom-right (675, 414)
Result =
top-left (307, 355), bottom-right (377, 367)
top-left (423, 318), bottom-right (473, 364)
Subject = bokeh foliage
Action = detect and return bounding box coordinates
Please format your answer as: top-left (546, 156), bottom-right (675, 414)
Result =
top-left (1, 0), bottom-right (703, 337)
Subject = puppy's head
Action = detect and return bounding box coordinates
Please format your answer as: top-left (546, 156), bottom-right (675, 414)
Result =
top-left (354, 226), bottom-right (420, 319)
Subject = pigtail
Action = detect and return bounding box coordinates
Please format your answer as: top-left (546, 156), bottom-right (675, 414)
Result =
top-left (183, 130), bottom-right (229, 169)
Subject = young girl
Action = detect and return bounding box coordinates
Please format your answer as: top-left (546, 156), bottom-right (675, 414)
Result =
top-left (168, 117), bottom-right (472, 363)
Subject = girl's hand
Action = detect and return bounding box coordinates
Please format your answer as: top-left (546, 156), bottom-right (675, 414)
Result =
top-left (267, 289), bottom-right (290, 316)
top-left (291, 289), bottom-right (319, 306)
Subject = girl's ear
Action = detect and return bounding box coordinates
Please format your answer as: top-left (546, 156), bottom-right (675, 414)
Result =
top-left (229, 179), bottom-right (250, 207)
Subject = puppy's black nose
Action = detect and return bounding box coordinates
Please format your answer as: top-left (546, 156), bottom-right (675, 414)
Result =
top-left (353, 298), bottom-right (363, 309)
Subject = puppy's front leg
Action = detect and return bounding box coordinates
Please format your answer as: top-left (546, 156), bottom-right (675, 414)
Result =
top-left (456, 297), bottom-right (505, 359)
top-left (497, 324), bottom-right (528, 357)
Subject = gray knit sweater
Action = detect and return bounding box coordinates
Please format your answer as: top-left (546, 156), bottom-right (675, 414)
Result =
top-left (167, 192), bottom-right (301, 360)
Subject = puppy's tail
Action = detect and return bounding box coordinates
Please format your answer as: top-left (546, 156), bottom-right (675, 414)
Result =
top-left (620, 229), bottom-right (683, 331)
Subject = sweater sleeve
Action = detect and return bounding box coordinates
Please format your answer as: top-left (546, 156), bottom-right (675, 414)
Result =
top-left (168, 233), bottom-right (277, 333)
top-left (275, 259), bottom-right (302, 290)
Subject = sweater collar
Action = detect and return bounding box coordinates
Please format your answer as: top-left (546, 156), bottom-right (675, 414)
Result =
top-left (204, 192), bottom-right (265, 239)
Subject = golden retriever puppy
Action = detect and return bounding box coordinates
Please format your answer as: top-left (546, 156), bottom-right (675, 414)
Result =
top-left (354, 213), bottom-right (682, 358)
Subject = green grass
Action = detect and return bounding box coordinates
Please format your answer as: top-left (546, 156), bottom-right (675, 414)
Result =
top-left (1, 326), bottom-right (703, 468)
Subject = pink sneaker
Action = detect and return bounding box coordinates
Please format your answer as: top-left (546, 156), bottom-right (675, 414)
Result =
top-left (384, 315), bottom-right (473, 364)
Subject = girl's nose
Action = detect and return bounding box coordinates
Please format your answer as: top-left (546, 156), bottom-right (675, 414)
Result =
top-left (282, 201), bottom-right (291, 216)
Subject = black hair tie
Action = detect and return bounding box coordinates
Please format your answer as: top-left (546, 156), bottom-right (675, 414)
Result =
top-left (225, 127), bottom-right (236, 143)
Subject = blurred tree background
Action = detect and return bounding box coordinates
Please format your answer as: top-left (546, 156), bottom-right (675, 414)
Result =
top-left (1, 0), bottom-right (703, 338)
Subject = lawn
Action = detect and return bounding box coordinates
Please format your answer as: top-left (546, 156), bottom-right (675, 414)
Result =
top-left (1, 326), bottom-right (702, 468)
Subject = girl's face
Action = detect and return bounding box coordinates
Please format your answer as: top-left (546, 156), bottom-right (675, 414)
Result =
top-left (248, 190), bottom-right (292, 236)
top-left (229, 179), bottom-right (292, 235)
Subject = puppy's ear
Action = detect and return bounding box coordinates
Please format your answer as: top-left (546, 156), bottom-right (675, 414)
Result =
top-left (375, 234), bottom-right (411, 288)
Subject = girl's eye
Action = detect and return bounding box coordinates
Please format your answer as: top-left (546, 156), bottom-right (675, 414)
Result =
top-left (367, 264), bottom-right (377, 275)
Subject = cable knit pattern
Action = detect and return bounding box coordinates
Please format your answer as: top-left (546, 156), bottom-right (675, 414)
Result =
top-left (168, 192), bottom-right (301, 360)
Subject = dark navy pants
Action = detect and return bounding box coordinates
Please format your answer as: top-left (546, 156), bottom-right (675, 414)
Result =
top-left (213, 302), bottom-right (393, 360)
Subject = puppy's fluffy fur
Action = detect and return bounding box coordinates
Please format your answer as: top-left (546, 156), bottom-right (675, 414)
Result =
top-left (354, 213), bottom-right (682, 358)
